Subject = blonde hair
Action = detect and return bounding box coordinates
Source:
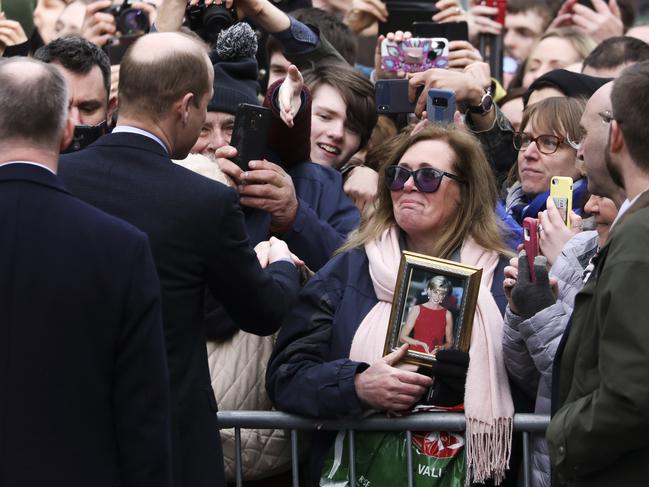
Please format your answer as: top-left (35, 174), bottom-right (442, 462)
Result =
top-left (536, 27), bottom-right (596, 61)
top-left (340, 125), bottom-right (509, 258)
top-left (428, 275), bottom-right (452, 293)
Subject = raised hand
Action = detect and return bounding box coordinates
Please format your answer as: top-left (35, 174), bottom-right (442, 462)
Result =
top-left (511, 251), bottom-right (558, 319)
top-left (277, 65), bottom-right (303, 128)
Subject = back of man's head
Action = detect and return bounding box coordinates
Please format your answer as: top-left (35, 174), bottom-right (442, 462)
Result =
top-left (118, 32), bottom-right (211, 122)
top-left (582, 36), bottom-right (649, 77)
top-left (611, 61), bottom-right (649, 172)
top-left (33, 35), bottom-right (111, 99)
top-left (0, 57), bottom-right (68, 150)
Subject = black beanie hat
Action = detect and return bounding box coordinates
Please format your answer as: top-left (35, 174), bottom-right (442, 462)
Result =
top-left (208, 23), bottom-right (260, 114)
top-left (523, 69), bottom-right (612, 107)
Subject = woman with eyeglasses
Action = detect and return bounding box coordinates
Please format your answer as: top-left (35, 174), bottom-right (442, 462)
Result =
top-left (504, 97), bottom-right (588, 234)
top-left (267, 125), bottom-right (518, 486)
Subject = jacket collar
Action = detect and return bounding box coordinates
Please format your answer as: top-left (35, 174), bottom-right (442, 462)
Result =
top-left (90, 131), bottom-right (170, 159)
top-left (615, 189), bottom-right (649, 228)
top-left (0, 162), bottom-right (71, 195)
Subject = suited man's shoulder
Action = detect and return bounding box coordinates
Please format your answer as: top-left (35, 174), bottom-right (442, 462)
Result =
top-left (62, 187), bottom-right (151, 247)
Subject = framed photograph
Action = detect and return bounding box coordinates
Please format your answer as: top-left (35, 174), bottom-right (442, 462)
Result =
top-left (383, 251), bottom-right (483, 368)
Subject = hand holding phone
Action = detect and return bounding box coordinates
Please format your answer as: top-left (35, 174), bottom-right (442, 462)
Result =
top-left (550, 176), bottom-right (573, 227)
top-left (523, 217), bottom-right (540, 282)
top-left (230, 103), bottom-right (271, 171)
top-left (381, 37), bottom-right (449, 73)
top-left (482, 0), bottom-right (507, 25)
top-left (426, 89), bottom-right (456, 123)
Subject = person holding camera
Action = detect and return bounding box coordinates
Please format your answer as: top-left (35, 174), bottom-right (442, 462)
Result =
top-left (81, 0), bottom-right (154, 47)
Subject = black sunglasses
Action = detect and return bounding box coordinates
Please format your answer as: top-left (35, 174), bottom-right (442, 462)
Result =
top-left (385, 165), bottom-right (466, 193)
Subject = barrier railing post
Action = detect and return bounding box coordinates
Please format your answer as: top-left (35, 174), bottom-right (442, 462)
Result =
top-left (291, 429), bottom-right (300, 487)
top-left (522, 431), bottom-right (531, 487)
top-left (348, 430), bottom-right (356, 487)
top-left (406, 430), bottom-right (414, 487)
top-left (234, 427), bottom-right (242, 487)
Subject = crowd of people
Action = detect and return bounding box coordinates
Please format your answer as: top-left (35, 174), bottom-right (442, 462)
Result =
top-left (3, 0), bottom-right (649, 486)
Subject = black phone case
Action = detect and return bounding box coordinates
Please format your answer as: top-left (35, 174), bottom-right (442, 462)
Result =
top-left (375, 79), bottom-right (423, 114)
top-left (230, 103), bottom-right (271, 171)
top-left (379, 0), bottom-right (440, 36)
top-left (411, 21), bottom-right (469, 42)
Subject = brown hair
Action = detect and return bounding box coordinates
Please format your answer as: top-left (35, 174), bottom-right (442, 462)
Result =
top-left (507, 96), bottom-right (585, 186)
top-left (363, 116), bottom-right (399, 171)
top-left (507, 0), bottom-right (560, 29)
top-left (118, 34), bottom-right (211, 122)
top-left (612, 61), bottom-right (649, 172)
top-left (520, 96), bottom-right (585, 143)
top-left (303, 63), bottom-right (377, 151)
top-left (340, 125), bottom-right (509, 258)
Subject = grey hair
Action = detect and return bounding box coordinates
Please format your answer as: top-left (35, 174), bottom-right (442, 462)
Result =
top-left (0, 57), bottom-right (69, 149)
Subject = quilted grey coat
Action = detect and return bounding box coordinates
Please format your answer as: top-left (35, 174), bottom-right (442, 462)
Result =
top-left (502, 231), bottom-right (598, 487)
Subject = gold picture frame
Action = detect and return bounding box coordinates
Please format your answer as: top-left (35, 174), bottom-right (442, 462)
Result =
top-left (383, 251), bottom-right (483, 368)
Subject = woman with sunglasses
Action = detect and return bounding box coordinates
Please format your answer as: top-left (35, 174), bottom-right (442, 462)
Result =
top-left (505, 97), bottom-right (588, 231)
top-left (267, 125), bottom-right (517, 486)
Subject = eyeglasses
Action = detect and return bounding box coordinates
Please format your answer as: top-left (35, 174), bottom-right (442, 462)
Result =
top-left (385, 165), bottom-right (465, 193)
top-left (567, 111), bottom-right (616, 151)
top-left (513, 132), bottom-right (574, 155)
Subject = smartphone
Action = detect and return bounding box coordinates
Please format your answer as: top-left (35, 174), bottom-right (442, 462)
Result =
top-left (426, 89), bottom-right (455, 123)
top-left (550, 176), bottom-right (573, 227)
top-left (482, 0), bottom-right (506, 25)
top-left (522, 217), bottom-right (540, 282)
top-left (379, 0), bottom-right (440, 36)
top-left (230, 103), bottom-right (271, 171)
top-left (411, 21), bottom-right (469, 42)
top-left (375, 79), bottom-right (423, 114)
top-left (381, 37), bottom-right (449, 73)
top-left (103, 34), bottom-right (142, 65)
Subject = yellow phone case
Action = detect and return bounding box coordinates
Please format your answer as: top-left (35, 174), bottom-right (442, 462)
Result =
top-left (550, 176), bottom-right (573, 227)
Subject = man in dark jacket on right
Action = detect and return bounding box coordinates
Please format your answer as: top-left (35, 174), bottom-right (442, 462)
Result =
top-left (547, 60), bottom-right (649, 486)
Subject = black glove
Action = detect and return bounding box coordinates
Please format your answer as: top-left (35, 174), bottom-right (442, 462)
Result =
top-left (511, 251), bottom-right (556, 320)
top-left (417, 350), bottom-right (469, 407)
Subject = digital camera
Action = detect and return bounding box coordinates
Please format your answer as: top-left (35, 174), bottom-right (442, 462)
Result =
top-left (103, 0), bottom-right (150, 36)
top-left (186, 0), bottom-right (237, 44)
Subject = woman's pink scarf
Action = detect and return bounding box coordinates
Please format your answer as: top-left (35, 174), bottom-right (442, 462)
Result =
top-left (349, 226), bottom-right (513, 485)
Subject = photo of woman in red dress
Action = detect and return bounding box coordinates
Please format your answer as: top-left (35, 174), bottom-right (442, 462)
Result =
top-left (399, 275), bottom-right (454, 355)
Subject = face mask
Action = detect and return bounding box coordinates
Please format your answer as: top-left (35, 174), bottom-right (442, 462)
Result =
top-left (61, 120), bottom-right (109, 154)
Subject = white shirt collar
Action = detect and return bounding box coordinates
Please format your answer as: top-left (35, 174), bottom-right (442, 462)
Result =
top-left (611, 190), bottom-right (646, 229)
top-left (0, 161), bottom-right (56, 175)
top-left (112, 125), bottom-right (169, 153)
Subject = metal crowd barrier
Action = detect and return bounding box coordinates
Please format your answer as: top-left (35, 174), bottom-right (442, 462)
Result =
top-left (217, 411), bottom-right (550, 487)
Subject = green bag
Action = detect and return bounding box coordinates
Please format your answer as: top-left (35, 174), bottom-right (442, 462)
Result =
top-left (320, 429), bottom-right (466, 487)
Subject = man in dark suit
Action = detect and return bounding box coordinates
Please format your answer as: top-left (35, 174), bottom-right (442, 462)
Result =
top-left (0, 58), bottom-right (172, 486)
top-left (58, 32), bottom-right (301, 487)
